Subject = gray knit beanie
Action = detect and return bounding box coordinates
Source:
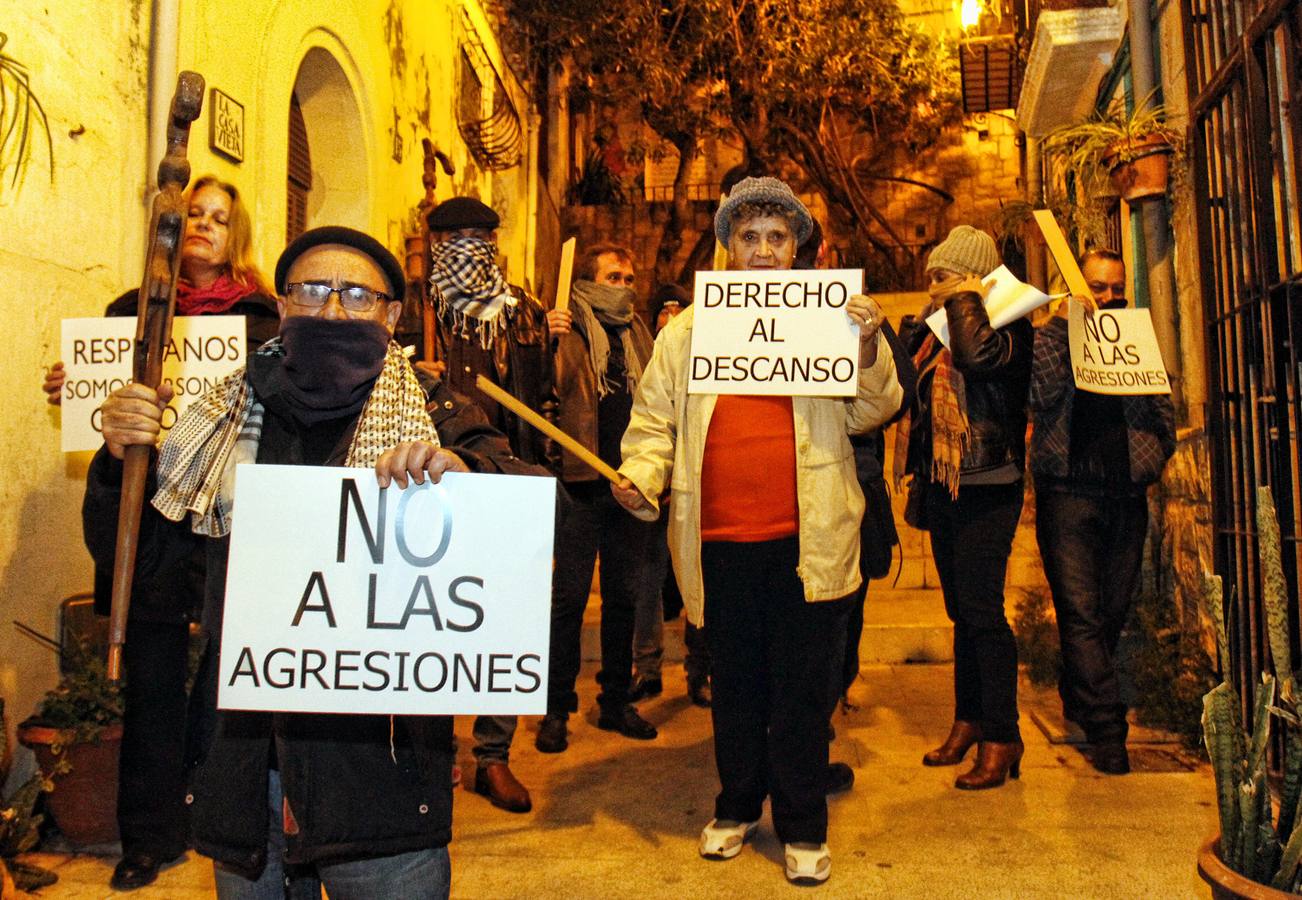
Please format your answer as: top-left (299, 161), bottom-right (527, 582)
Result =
top-left (925, 225), bottom-right (1000, 277)
top-left (714, 176), bottom-right (814, 246)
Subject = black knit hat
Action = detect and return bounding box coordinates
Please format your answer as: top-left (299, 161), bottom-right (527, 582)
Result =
top-left (274, 226), bottom-right (406, 304)
top-left (426, 196), bottom-right (501, 232)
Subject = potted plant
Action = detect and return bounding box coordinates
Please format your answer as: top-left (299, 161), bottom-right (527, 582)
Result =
top-left (1042, 96), bottom-right (1183, 203)
top-left (16, 639), bottom-right (123, 847)
top-left (1198, 487), bottom-right (1302, 898)
top-left (1, 700), bottom-right (58, 893)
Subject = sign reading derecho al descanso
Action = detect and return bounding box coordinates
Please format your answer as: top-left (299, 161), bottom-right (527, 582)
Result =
top-left (60, 316), bottom-right (246, 452)
top-left (689, 269), bottom-right (863, 397)
top-left (219, 465), bottom-right (555, 716)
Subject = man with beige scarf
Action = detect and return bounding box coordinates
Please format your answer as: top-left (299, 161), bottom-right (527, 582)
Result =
top-left (536, 244), bottom-right (660, 752)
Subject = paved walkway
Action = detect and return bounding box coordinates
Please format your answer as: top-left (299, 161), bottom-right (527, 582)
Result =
top-left (20, 659), bottom-right (1218, 899)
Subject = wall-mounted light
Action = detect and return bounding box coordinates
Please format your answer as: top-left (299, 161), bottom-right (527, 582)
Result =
top-left (960, 0), bottom-right (983, 30)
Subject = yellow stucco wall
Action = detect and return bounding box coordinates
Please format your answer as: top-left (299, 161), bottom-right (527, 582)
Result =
top-left (1, 0), bottom-right (539, 772)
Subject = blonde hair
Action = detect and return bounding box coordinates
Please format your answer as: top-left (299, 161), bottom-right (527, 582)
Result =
top-left (190, 175), bottom-right (272, 295)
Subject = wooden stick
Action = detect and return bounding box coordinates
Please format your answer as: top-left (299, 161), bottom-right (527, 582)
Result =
top-left (554, 237), bottom-right (576, 312)
top-left (474, 375), bottom-right (621, 483)
top-left (1032, 210), bottom-right (1093, 300)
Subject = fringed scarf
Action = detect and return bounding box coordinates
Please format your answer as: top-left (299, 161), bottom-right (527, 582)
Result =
top-left (429, 236), bottom-right (516, 350)
top-left (152, 337), bottom-right (436, 537)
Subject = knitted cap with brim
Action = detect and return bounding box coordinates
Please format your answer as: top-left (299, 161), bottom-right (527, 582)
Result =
top-left (714, 176), bottom-right (814, 246)
top-left (925, 225), bottom-right (1000, 278)
top-left (275, 226), bottom-right (406, 304)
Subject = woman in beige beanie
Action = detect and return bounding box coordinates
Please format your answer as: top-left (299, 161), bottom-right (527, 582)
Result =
top-left (894, 225), bottom-right (1033, 789)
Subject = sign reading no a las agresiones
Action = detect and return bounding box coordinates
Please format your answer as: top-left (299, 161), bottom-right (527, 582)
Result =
top-left (218, 465), bottom-right (555, 716)
top-left (59, 316), bottom-right (246, 452)
top-left (688, 269), bottom-right (863, 397)
top-left (1068, 302), bottom-right (1171, 396)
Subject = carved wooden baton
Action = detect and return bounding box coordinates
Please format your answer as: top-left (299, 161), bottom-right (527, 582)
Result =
top-left (107, 71), bottom-right (204, 681)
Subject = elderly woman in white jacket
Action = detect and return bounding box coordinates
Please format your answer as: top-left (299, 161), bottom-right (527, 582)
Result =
top-left (611, 177), bottom-right (902, 887)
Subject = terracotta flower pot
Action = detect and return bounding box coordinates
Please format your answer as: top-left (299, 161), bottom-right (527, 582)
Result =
top-left (17, 723), bottom-right (121, 846)
top-left (1196, 836), bottom-right (1299, 899)
top-left (1104, 135), bottom-right (1174, 202)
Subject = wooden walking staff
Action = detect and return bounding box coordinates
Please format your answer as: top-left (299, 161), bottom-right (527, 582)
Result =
top-left (106, 71), bottom-right (205, 681)
top-left (474, 375), bottom-right (622, 483)
top-left (415, 139), bottom-right (456, 364)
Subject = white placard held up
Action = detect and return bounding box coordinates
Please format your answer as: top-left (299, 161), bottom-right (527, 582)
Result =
top-left (688, 268), bottom-right (863, 397)
top-left (1068, 302), bottom-right (1171, 395)
top-left (926, 266), bottom-right (1063, 347)
top-left (219, 465), bottom-right (555, 716)
top-left (59, 316), bottom-right (247, 452)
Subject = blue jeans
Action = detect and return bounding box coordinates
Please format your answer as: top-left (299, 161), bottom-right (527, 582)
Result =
top-left (213, 771), bottom-right (451, 900)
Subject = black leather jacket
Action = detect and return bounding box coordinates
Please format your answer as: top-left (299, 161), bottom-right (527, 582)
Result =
top-left (900, 290), bottom-right (1033, 480)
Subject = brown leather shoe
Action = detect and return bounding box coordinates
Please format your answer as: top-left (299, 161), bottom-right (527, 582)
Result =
top-left (922, 720), bottom-right (982, 767)
top-left (954, 740), bottom-right (1024, 790)
top-left (473, 762), bottom-right (533, 813)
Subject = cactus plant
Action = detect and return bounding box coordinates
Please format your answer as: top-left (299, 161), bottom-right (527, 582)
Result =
top-left (1201, 486), bottom-right (1302, 891)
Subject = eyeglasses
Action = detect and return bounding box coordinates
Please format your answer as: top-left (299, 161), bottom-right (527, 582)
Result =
top-left (286, 281), bottom-right (391, 312)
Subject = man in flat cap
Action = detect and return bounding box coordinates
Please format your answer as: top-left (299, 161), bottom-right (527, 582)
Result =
top-left (422, 196), bottom-right (556, 812)
top-left (87, 227), bottom-right (460, 898)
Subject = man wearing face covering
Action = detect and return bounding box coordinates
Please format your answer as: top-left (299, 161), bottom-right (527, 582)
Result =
top-left (536, 243), bottom-right (659, 752)
top-left (422, 196), bottom-right (557, 813)
top-left (85, 227), bottom-right (460, 898)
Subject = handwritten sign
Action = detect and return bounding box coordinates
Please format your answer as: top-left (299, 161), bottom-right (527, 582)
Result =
top-left (60, 316), bottom-right (246, 452)
top-left (218, 465), bottom-right (555, 716)
top-left (688, 268), bottom-right (862, 397)
top-left (209, 88), bottom-right (244, 162)
top-left (926, 265), bottom-right (1062, 347)
top-left (1068, 302), bottom-right (1171, 395)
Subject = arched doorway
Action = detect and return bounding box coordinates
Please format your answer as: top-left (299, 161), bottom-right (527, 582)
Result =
top-left (286, 47), bottom-right (368, 240)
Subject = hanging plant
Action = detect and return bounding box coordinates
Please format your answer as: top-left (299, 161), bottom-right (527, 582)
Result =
top-left (0, 31), bottom-right (54, 194)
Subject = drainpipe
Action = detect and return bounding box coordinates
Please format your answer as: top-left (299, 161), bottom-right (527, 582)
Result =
top-left (1128, 0), bottom-right (1184, 411)
top-left (146, 0), bottom-right (181, 204)
top-left (1024, 134), bottom-right (1047, 291)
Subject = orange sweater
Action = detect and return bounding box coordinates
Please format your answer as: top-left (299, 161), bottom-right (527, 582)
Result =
top-left (699, 395), bottom-right (799, 541)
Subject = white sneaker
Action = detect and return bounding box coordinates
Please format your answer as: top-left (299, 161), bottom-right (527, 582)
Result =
top-left (784, 842), bottom-right (831, 884)
top-left (699, 818), bottom-right (759, 860)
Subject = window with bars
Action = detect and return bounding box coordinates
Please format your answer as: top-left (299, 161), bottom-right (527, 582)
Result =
top-left (1184, 0), bottom-right (1302, 720)
top-left (286, 92), bottom-right (312, 243)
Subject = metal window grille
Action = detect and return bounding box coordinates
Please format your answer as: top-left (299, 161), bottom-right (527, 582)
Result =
top-left (456, 17), bottom-right (523, 171)
top-left (1184, 0), bottom-right (1302, 721)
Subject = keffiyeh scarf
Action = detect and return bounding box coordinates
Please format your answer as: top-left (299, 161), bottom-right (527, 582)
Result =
top-left (152, 337), bottom-right (437, 537)
top-left (430, 236), bottom-right (516, 349)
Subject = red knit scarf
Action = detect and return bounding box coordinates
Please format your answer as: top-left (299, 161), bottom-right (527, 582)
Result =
top-left (175, 273), bottom-right (258, 316)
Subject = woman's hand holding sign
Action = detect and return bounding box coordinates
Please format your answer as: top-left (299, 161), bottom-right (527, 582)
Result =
top-left (847, 293), bottom-right (884, 368)
top-left (376, 441), bottom-right (469, 489)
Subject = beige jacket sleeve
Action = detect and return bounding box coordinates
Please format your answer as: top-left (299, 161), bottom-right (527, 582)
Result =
top-left (845, 331), bottom-right (903, 435)
top-left (617, 315), bottom-right (687, 521)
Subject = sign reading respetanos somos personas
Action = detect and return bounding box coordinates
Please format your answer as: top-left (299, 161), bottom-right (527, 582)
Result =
top-left (1068, 302), bottom-right (1171, 396)
top-left (688, 269), bottom-right (863, 397)
top-left (218, 465), bottom-right (554, 716)
top-left (60, 316), bottom-right (246, 452)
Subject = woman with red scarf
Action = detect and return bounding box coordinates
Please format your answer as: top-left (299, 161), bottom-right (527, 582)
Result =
top-left (44, 176), bottom-right (278, 891)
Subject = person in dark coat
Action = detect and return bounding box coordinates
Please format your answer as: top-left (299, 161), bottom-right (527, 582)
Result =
top-left (1029, 249), bottom-right (1176, 775)
top-left (56, 176), bottom-right (278, 891)
top-left (895, 225), bottom-right (1033, 790)
top-left (85, 227), bottom-right (458, 898)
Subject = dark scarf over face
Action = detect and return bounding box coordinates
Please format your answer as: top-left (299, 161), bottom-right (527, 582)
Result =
top-left (251, 316), bottom-right (390, 425)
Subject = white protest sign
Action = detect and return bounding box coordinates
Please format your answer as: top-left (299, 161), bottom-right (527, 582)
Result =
top-left (59, 316), bottom-right (246, 452)
top-left (926, 266), bottom-right (1063, 347)
top-left (688, 268), bottom-right (863, 397)
top-left (1068, 302), bottom-right (1171, 395)
top-left (219, 465), bottom-right (555, 716)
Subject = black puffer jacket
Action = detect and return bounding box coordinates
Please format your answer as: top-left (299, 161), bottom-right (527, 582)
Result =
top-left (900, 290), bottom-right (1033, 480)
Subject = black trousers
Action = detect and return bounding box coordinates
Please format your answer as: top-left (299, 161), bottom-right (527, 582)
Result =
top-left (547, 481), bottom-right (653, 715)
top-left (119, 618), bottom-right (191, 858)
top-left (925, 481), bottom-right (1024, 744)
top-left (1036, 488), bottom-right (1148, 743)
top-left (703, 538), bottom-right (851, 845)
